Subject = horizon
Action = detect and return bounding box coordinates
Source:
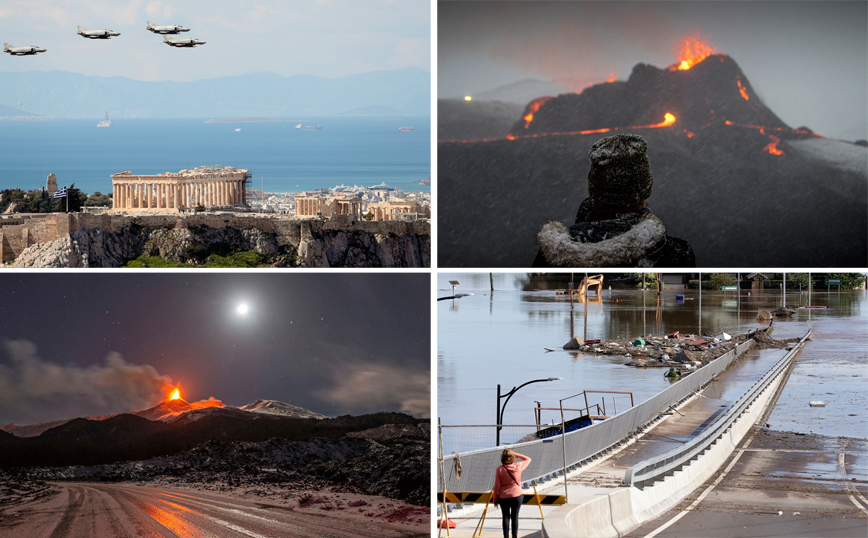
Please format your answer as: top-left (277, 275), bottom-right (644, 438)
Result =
top-left (0, 64), bottom-right (430, 85)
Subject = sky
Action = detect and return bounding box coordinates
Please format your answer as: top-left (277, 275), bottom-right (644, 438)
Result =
top-left (439, 1), bottom-right (868, 141)
top-left (0, 273), bottom-right (430, 425)
top-left (0, 0), bottom-right (430, 81)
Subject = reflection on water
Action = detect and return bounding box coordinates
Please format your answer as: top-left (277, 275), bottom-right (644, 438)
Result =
top-left (438, 273), bottom-right (867, 449)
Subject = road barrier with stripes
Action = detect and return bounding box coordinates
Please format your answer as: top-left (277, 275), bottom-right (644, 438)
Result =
top-left (438, 491), bottom-right (567, 506)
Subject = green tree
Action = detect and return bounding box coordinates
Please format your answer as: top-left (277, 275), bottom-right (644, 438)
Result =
top-left (54, 183), bottom-right (84, 212)
top-left (821, 273), bottom-right (866, 289)
top-left (708, 273), bottom-right (735, 289)
top-left (83, 191), bottom-right (113, 207)
top-left (785, 273), bottom-right (810, 289)
top-left (364, 211), bottom-right (374, 221)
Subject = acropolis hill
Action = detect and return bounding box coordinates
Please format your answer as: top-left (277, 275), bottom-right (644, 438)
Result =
top-left (0, 212), bottom-right (430, 268)
top-left (1, 166), bottom-right (431, 267)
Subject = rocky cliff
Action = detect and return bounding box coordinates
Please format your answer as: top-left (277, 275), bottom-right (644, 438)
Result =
top-left (6, 216), bottom-right (430, 268)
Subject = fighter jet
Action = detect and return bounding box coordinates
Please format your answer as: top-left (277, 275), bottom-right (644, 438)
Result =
top-left (146, 21), bottom-right (190, 34)
top-left (3, 43), bottom-right (46, 55)
top-left (162, 36), bottom-right (206, 48)
top-left (77, 26), bottom-right (121, 39)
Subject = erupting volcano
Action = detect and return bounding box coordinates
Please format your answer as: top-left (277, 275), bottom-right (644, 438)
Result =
top-left (444, 40), bottom-right (827, 158)
top-left (503, 49), bottom-right (818, 155)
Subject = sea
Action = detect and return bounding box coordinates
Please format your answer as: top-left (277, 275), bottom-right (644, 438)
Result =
top-left (0, 117), bottom-right (430, 195)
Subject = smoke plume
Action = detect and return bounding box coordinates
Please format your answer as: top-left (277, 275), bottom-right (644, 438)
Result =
top-left (322, 361), bottom-right (429, 418)
top-left (0, 339), bottom-right (173, 425)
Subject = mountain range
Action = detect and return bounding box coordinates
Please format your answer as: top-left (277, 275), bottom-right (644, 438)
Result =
top-left (1, 397), bottom-right (327, 437)
top-left (0, 396), bottom-right (422, 469)
top-left (0, 67), bottom-right (430, 118)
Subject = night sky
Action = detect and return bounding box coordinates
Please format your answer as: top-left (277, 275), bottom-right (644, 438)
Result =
top-left (439, 1), bottom-right (868, 141)
top-left (0, 273), bottom-right (430, 426)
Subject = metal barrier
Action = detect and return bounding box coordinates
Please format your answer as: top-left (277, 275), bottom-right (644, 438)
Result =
top-left (440, 425), bottom-right (542, 454)
top-left (624, 330), bottom-right (811, 489)
top-left (439, 339), bottom-right (756, 493)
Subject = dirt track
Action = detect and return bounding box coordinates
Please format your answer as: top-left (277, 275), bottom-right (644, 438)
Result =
top-left (0, 482), bottom-right (428, 538)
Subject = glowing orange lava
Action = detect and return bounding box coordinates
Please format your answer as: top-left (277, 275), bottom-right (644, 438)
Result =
top-left (674, 36), bottom-right (716, 71)
top-left (522, 97), bottom-right (553, 128)
top-left (737, 78), bottom-right (749, 100)
top-left (441, 113), bottom-right (676, 144)
top-left (655, 113), bottom-right (677, 127)
top-left (724, 120), bottom-right (788, 156)
top-left (606, 72), bottom-right (616, 83)
top-left (170, 388), bottom-right (181, 400)
top-left (760, 129), bottom-right (784, 155)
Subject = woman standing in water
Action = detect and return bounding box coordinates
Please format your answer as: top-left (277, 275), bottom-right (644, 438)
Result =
top-left (492, 449), bottom-right (531, 538)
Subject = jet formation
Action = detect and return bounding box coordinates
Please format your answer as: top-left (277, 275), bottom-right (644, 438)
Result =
top-left (76, 27), bottom-right (121, 39)
top-left (4, 20), bottom-right (205, 56)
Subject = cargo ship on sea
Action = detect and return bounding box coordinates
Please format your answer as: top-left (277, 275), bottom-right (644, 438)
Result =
top-left (97, 112), bottom-right (112, 127)
top-left (295, 123), bottom-right (322, 131)
top-left (398, 126), bottom-right (414, 132)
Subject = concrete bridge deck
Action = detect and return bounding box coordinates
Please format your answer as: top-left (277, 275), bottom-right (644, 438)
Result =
top-left (440, 333), bottom-right (867, 537)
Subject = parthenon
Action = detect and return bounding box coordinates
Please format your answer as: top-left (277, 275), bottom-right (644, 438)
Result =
top-left (111, 166), bottom-right (249, 211)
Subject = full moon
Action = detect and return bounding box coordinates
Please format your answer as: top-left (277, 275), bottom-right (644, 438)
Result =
top-left (236, 303), bottom-right (250, 316)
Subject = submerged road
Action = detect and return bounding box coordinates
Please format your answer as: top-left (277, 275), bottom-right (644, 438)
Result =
top-left (632, 321), bottom-right (868, 538)
top-left (0, 482), bottom-right (420, 538)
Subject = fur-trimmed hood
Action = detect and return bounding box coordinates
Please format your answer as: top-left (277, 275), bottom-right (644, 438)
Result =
top-left (537, 212), bottom-right (666, 267)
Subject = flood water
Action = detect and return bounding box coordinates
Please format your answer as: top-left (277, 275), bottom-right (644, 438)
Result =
top-left (437, 273), bottom-right (867, 453)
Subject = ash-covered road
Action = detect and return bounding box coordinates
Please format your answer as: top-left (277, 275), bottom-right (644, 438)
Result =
top-left (0, 482), bottom-right (424, 538)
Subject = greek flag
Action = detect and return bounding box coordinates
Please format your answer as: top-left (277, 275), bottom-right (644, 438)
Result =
top-left (54, 187), bottom-right (67, 199)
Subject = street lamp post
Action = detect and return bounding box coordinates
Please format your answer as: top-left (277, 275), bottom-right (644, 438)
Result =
top-left (496, 377), bottom-right (562, 446)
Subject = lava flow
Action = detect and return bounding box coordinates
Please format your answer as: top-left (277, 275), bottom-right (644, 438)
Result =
top-left (737, 77), bottom-right (749, 100)
top-left (523, 96), bottom-right (553, 128)
top-left (453, 113), bottom-right (679, 144)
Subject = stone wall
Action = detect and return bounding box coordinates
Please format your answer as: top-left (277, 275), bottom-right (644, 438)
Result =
top-left (1, 212), bottom-right (430, 267)
top-left (1, 215), bottom-right (67, 263)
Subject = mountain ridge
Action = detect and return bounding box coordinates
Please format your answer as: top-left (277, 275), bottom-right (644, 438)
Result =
top-left (0, 67), bottom-right (430, 118)
top-left (1, 397), bottom-right (326, 437)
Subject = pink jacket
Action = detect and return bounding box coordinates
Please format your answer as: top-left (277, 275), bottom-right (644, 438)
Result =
top-left (493, 453), bottom-right (531, 502)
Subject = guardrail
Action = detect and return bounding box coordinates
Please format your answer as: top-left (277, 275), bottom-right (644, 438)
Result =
top-left (439, 338), bottom-right (757, 494)
top-left (623, 330), bottom-right (811, 489)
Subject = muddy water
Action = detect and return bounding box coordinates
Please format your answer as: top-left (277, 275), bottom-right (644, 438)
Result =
top-left (766, 316), bottom-right (868, 439)
top-left (437, 274), bottom-right (867, 452)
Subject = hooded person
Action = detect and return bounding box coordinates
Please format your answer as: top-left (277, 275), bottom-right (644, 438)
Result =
top-left (533, 133), bottom-right (695, 267)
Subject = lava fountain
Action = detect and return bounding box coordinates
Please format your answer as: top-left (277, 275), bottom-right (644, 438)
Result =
top-left (672, 35), bottom-right (716, 71)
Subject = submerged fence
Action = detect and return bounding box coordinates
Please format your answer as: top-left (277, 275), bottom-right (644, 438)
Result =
top-left (439, 339), bottom-right (756, 494)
